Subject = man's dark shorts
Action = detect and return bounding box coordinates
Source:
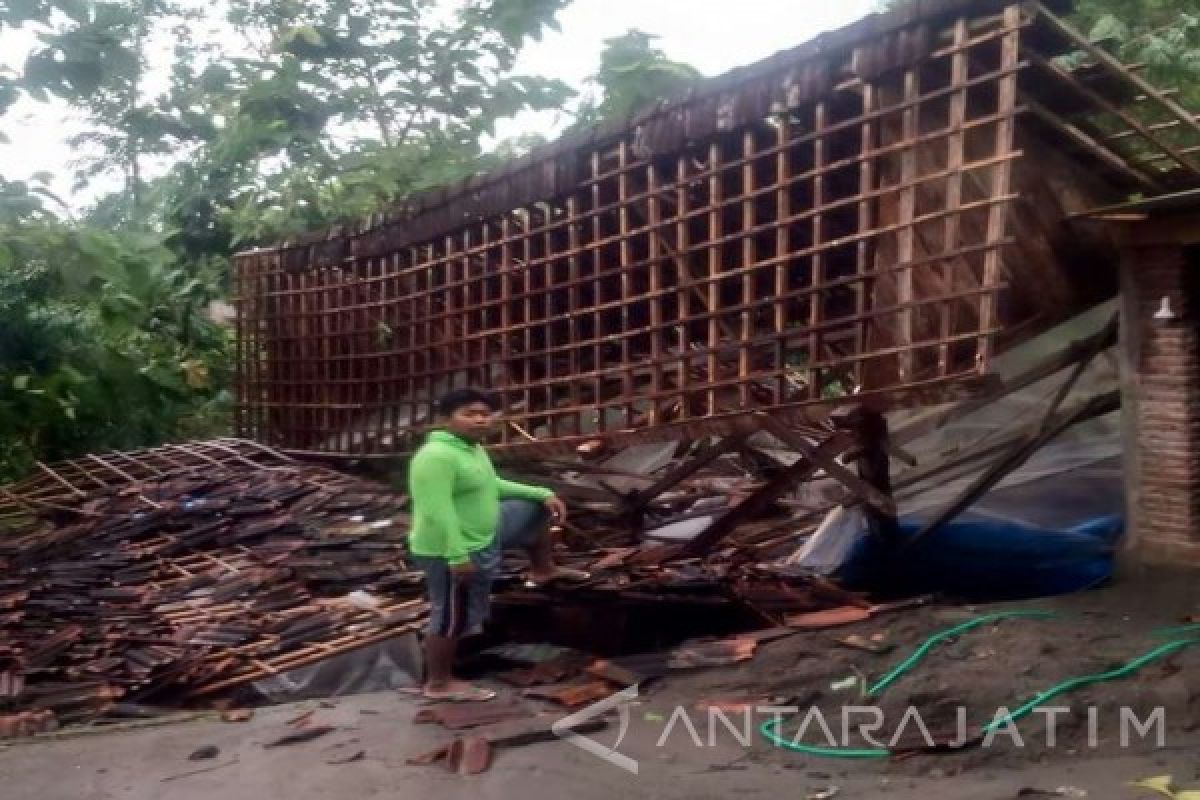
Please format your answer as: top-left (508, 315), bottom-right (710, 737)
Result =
top-left (412, 499), bottom-right (548, 638)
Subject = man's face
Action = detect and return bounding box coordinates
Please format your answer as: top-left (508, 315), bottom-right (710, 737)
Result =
top-left (445, 401), bottom-right (497, 441)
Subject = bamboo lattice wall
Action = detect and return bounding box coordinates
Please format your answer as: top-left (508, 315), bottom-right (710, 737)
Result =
top-left (234, 1), bottom-right (1200, 456)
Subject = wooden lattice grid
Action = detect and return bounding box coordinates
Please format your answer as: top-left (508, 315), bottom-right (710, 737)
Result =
top-left (233, 1), bottom-right (1200, 456)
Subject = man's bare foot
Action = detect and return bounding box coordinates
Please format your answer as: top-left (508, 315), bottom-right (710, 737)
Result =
top-left (422, 680), bottom-right (496, 702)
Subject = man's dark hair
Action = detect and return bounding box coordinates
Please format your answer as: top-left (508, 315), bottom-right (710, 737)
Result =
top-left (437, 388), bottom-right (501, 417)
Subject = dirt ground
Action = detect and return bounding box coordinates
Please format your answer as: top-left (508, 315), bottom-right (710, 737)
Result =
top-left (663, 562), bottom-right (1200, 776)
top-left (2, 564), bottom-right (1197, 800)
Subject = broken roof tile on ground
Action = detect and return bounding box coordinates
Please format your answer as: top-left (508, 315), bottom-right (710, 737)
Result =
top-left (0, 430), bottom-right (901, 737)
top-left (0, 440), bottom-right (429, 732)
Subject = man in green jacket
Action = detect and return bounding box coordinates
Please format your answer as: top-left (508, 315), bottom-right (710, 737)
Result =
top-left (408, 388), bottom-right (585, 701)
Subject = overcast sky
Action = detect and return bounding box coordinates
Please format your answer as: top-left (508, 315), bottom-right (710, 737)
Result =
top-left (0, 0), bottom-right (877, 206)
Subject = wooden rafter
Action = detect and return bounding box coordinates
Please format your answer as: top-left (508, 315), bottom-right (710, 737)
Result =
top-left (231, 2), bottom-right (1191, 457)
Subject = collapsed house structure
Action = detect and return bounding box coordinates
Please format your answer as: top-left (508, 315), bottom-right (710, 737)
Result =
top-left (5, 0), bottom-right (1200, 744)
top-left (235, 0), bottom-right (1196, 457)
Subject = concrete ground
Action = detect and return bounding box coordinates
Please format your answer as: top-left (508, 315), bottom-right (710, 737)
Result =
top-left (2, 686), bottom-right (1196, 800)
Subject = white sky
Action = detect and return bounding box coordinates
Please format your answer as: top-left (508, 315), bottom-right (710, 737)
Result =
top-left (0, 0), bottom-right (877, 207)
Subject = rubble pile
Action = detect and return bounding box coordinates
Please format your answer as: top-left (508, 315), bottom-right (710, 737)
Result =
top-left (0, 433), bottom-right (871, 738)
top-left (0, 444), bottom-right (426, 734)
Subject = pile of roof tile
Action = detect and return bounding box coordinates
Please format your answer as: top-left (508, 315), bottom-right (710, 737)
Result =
top-left (0, 435), bottom-right (875, 739)
top-left (0, 443), bottom-right (427, 734)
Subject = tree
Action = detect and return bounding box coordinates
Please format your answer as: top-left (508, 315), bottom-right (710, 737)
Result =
top-left (159, 0), bottom-right (574, 250)
top-left (21, 0), bottom-right (195, 212)
top-left (1067, 0), bottom-right (1200, 111)
top-left (0, 0), bottom-right (581, 478)
top-left (0, 175), bottom-right (231, 481)
top-left (572, 30), bottom-right (701, 130)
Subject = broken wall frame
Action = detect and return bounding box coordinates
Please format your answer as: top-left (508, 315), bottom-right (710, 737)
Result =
top-left (233, 1), bottom-right (1200, 457)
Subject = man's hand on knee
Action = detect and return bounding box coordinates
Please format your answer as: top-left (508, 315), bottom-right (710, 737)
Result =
top-left (543, 495), bottom-right (568, 524)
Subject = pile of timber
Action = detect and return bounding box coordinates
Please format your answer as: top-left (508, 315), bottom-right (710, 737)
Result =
top-left (0, 448), bottom-right (426, 734)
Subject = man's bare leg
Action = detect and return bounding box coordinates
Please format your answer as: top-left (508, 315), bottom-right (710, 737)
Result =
top-left (424, 632), bottom-right (456, 691)
top-left (423, 633), bottom-right (494, 699)
top-left (526, 528), bottom-right (589, 583)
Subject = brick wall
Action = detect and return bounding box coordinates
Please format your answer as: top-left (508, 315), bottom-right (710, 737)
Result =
top-left (1127, 244), bottom-right (1200, 564)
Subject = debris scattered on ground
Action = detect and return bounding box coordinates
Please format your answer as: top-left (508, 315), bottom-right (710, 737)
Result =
top-left (0, 441), bottom-right (427, 734)
top-left (160, 758), bottom-right (240, 783)
top-left (1130, 775), bottom-right (1197, 798)
top-left (263, 725), bottom-right (337, 748)
top-left (836, 633), bottom-right (894, 655)
top-left (324, 749), bottom-right (366, 765)
top-left (286, 710), bottom-right (316, 728)
top-left (414, 699), bottom-right (532, 730)
top-left (187, 744), bottom-right (219, 760)
top-left (407, 716), bottom-right (607, 773)
top-left (806, 787), bottom-right (840, 799)
top-left (829, 676), bottom-right (859, 693)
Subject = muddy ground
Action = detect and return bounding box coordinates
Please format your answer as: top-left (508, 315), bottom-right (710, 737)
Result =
top-left (660, 562), bottom-right (1200, 776)
top-left (1, 564), bottom-right (1197, 800)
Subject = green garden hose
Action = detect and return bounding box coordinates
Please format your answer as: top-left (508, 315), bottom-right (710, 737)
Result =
top-left (759, 610), bottom-right (1199, 759)
top-left (982, 637), bottom-right (1200, 733)
top-left (868, 610), bottom-right (1055, 696)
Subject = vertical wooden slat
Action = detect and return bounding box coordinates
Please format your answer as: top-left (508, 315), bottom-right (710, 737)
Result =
top-left (294, 267), bottom-right (307, 448)
top-left (566, 196), bottom-right (583, 434)
top-left (774, 113), bottom-right (791, 405)
top-left (541, 209), bottom-right (557, 437)
top-left (646, 162), bottom-right (664, 425)
top-left (941, 17), bottom-right (969, 377)
top-left (251, 256), bottom-right (263, 441)
top-left (706, 141), bottom-right (722, 415)
top-left (617, 141), bottom-right (635, 428)
top-left (355, 260), bottom-right (364, 453)
top-left (405, 249), bottom-right (419, 437)
top-left (675, 154), bottom-right (692, 420)
top-left (233, 257), bottom-right (246, 437)
top-left (264, 257), bottom-right (278, 444)
top-left (460, 229), bottom-right (472, 392)
top-left (351, 260), bottom-right (363, 452)
top-left (855, 82), bottom-right (877, 391)
top-left (479, 222), bottom-right (492, 398)
top-left (387, 252), bottom-right (400, 447)
top-left (978, 5), bottom-right (1021, 371)
top-left (808, 101), bottom-right (827, 400)
top-left (443, 235), bottom-right (457, 394)
top-left (740, 130), bottom-right (757, 409)
top-left (338, 263), bottom-right (350, 452)
top-left (896, 68), bottom-right (920, 383)
top-left (423, 244), bottom-right (436, 428)
top-left (590, 151), bottom-right (605, 435)
top-left (500, 219), bottom-right (513, 434)
top-left (320, 262), bottom-right (333, 451)
top-left (521, 211), bottom-right (533, 437)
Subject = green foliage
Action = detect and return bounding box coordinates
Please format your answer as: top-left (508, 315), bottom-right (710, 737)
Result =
top-left (874, 0), bottom-right (1200, 115)
top-left (572, 30), bottom-right (701, 129)
top-left (162, 0), bottom-right (574, 249)
top-left (0, 177), bottom-right (231, 482)
top-left (0, 0), bottom-right (581, 479)
top-left (0, 0), bottom-right (709, 480)
top-left (1068, 0), bottom-right (1200, 111)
